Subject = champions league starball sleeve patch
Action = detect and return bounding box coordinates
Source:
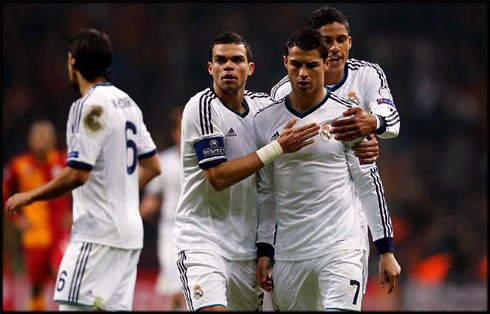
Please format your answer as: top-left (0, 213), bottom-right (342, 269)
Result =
top-left (377, 98), bottom-right (396, 107)
top-left (194, 136), bottom-right (227, 169)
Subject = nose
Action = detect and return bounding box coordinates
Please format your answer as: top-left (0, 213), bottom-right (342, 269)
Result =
top-left (224, 60), bottom-right (234, 70)
top-left (299, 66), bottom-right (307, 77)
top-left (330, 41), bottom-right (340, 53)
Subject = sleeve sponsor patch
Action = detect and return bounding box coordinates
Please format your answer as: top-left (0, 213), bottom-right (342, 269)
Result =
top-left (194, 136), bottom-right (227, 169)
top-left (377, 98), bottom-right (396, 107)
top-left (68, 151), bottom-right (79, 158)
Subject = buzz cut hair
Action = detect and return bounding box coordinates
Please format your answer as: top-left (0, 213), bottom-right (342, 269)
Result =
top-left (308, 5), bottom-right (350, 34)
top-left (68, 28), bottom-right (112, 82)
top-left (208, 31), bottom-right (253, 63)
top-left (285, 27), bottom-right (329, 60)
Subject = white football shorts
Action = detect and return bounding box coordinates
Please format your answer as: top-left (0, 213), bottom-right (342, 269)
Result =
top-left (156, 239), bottom-right (182, 296)
top-left (53, 241), bottom-right (141, 311)
top-left (176, 250), bottom-right (264, 311)
top-left (271, 249), bottom-right (365, 311)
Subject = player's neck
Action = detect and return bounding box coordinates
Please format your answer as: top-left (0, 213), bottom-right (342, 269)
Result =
top-left (213, 83), bottom-right (246, 113)
top-left (289, 87), bottom-right (327, 113)
top-left (31, 149), bottom-right (49, 162)
top-left (324, 68), bottom-right (344, 86)
top-left (78, 75), bottom-right (107, 97)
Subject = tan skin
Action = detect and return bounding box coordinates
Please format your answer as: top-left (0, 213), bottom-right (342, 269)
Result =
top-left (256, 46), bottom-right (401, 295)
top-left (319, 22), bottom-right (380, 163)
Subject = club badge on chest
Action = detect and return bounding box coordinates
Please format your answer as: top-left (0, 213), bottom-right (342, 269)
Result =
top-left (320, 124), bottom-right (332, 141)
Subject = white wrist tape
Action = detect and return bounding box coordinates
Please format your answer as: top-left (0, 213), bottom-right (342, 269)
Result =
top-left (256, 140), bottom-right (284, 165)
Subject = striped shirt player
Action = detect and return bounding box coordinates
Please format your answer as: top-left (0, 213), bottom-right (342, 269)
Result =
top-left (174, 87), bottom-right (272, 311)
top-left (254, 88), bottom-right (394, 311)
top-left (53, 83), bottom-right (158, 310)
top-left (144, 146), bottom-right (182, 296)
top-left (270, 58), bottom-right (400, 138)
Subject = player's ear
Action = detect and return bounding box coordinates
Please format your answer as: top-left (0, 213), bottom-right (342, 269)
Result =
top-left (324, 57), bottom-right (331, 72)
top-left (68, 52), bottom-right (76, 66)
top-left (207, 62), bottom-right (213, 76)
top-left (348, 36), bottom-right (352, 50)
top-left (248, 62), bottom-right (255, 76)
top-left (283, 55), bottom-right (288, 69)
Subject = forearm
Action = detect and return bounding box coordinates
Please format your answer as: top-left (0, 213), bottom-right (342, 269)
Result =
top-left (370, 105), bottom-right (400, 138)
top-left (138, 154), bottom-right (161, 190)
top-left (204, 152), bottom-right (263, 191)
top-left (29, 166), bottom-right (87, 202)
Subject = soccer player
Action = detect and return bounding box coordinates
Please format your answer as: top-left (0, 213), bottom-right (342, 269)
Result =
top-left (271, 5), bottom-right (400, 159)
top-left (269, 5), bottom-right (401, 296)
top-left (139, 107), bottom-right (185, 310)
top-left (3, 120), bottom-right (72, 311)
top-left (5, 29), bottom-right (161, 311)
top-left (255, 27), bottom-right (401, 311)
top-left (173, 31), bottom-right (320, 312)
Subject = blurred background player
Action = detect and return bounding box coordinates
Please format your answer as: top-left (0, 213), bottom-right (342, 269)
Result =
top-left (3, 120), bottom-right (72, 311)
top-left (5, 28), bottom-right (161, 311)
top-left (139, 107), bottom-right (185, 311)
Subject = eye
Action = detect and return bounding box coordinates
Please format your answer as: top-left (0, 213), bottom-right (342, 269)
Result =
top-left (232, 57), bottom-right (245, 63)
top-left (306, 62), bottom-right (319, 69)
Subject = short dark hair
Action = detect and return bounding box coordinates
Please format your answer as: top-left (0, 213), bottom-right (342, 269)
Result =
top-left (208, 31), bottom-right (253, 62)
top-left (308, 5), bottom-right (350, 34)
top-left (68, 29), bottom-right (112, 81)
top-left (284, 27), bottom-right (329, 60)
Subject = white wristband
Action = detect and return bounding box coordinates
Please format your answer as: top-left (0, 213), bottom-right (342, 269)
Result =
top-left (256, 140), bottom-right (284, 165)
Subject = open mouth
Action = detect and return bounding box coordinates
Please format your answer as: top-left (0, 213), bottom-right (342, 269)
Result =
top-left (330, 56), bottom-right (342, 64)
top-left (222, 74), bottom-right (236, 80)
top-left (297, 81), bottom-right (310, 87)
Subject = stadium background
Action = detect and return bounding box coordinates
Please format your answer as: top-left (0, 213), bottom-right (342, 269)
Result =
top-left (2, 2), bottom-right (487, 311)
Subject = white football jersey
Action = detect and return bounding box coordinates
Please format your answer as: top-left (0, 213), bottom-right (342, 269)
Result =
top-left (144, 146), bottom-right (181, 245)
top-left (174, 87), bottom-right (272, 260)
top-left (254, 89), bottom-right (394, 261)
top-left (270, 58), bottom-right (400, 139)
top-left (66, 83), bottom-right (157, 249)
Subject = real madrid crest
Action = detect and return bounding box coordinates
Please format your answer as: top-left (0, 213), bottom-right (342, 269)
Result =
top-left (320, 124), bottom-right (332, 141)
top-left (347, 90), bottom-right (360, 105)
top-left (193, 285), bottom-right (203, 299)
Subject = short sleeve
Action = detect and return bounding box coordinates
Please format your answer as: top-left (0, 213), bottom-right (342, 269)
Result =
top-left (182, 93), bottom-right (227, 170)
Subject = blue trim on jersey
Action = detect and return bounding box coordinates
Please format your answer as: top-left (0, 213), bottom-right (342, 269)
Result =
top-left (329, 64), bottom-right (349, 92)
top-left (256, 242), bottom-right (275, 261)
top-left (375, 114), bottom-right (387, 134)
top-left (199, 158), bottom-right (227, 169)
top-left (374, 237), bottom-right (394, 255)
top-left (194, 136), bottom-right (227, 168)
top-left (138, 148), bottom-right (158, 160)
top-left (285, 87), bottom-right (330, 118)
top-left (210, 86), bottom-right (250, 118)
top-left (93, 81), bottom-right (112, 88)
top-left (67, 160), bottom-right (93, 171)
